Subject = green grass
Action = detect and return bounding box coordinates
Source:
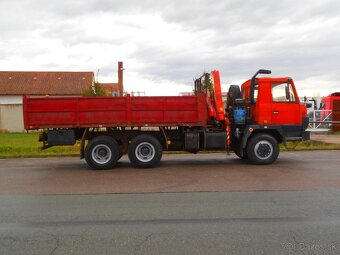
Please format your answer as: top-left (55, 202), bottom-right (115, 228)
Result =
top-left (0, 132), bottom-right (79, 158)
top-left (281, 140), bottom-right (340, 151)
top-left (0, 132), bottom-right (339, 159)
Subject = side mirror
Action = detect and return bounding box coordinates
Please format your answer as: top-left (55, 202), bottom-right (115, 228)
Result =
top-left (285, 86), bottom-right (290, 100)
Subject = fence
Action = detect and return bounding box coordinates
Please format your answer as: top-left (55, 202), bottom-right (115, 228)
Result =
top-left (307, 110), bottom-right (332, 132)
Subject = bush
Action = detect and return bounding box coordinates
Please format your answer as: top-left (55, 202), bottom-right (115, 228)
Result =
top-left (82, 82), bottom-right (107, 96)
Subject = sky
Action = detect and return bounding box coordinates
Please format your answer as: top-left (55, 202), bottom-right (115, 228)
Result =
top-left (0, 0), bottom-right (340, 97)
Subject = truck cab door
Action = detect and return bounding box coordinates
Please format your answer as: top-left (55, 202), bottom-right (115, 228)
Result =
top-left (271, 81), bottom-right (301, 125)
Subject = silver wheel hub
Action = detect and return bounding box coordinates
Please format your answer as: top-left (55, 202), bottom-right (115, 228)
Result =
top-left (254, 141), bottom-right (273, 160)
top-left (135, 142), bottom-right (155, 162)
top-left (92, 144), bottom-right (112, 165)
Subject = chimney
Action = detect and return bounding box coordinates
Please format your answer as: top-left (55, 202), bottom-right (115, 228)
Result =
top-left (118, 61), bottom-right (123, 96)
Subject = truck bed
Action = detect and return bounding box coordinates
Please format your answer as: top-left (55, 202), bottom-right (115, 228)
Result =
top-left (23, 94), bottom-right (208, 129)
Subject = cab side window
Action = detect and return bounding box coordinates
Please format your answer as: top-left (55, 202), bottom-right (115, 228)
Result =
top-left (272, 83), bottom-right (296, 102)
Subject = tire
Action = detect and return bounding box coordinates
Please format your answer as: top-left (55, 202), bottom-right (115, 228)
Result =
top-left (246, 134), bottom-right (279, 164)
top-left (118, 153), bottom-right (123, 160)
top-left (85, 136), bottom-right (120, 170)
top-left (128, 135), bottom-right (162, 168)
top-left (227, 85), bottom-right (241, 108)
top-left (234, 148), bottom-right (248, 160)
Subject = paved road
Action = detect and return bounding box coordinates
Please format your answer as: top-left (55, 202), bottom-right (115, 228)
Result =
top-left (0, 151), bottom-right (340, 195)
top-left (1, 191), bottom-right (340, 255)
top-left (1, 151), bottom-right (340, 254)
top-left (311, 133), bottom-right (340, 145)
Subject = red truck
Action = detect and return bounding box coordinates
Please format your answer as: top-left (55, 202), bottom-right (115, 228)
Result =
top-left (320, 92), bottom-right (340, 110)
top-left (23, 69), bottom-right (310, 170)
top-left (319, 92), bottom-right (340, 120)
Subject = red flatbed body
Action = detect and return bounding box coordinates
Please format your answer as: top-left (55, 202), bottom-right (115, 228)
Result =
top-left (23, 94), bottom-right (208, 129)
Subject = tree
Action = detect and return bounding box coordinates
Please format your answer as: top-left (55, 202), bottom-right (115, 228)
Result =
top-left (82, 82), bottom-right (106, 96)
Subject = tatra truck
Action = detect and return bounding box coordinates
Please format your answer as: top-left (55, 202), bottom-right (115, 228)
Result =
top-left (23, 69), bottom-right (310, 170)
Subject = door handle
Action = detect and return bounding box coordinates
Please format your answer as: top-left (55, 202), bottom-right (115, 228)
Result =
top-left (273, 111), bottom-right (279, 115)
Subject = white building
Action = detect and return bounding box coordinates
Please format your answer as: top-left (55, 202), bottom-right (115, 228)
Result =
top-left (0, 71), bottom-right (94, 132)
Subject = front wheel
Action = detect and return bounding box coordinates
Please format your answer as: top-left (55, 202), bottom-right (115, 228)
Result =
top-left (234, 148), bottom-right (248, 160)
top-left (246, 134), bottom-right (279, 164)
top-left (128, 135), bottom-right (162, 168)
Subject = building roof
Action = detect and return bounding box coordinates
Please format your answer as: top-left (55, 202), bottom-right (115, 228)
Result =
top-left (0, 71), bottom-right (94, 95)
top-left (101, 83), bottom-right (120, 95)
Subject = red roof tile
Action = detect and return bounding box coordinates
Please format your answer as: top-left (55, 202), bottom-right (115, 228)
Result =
top-left (0, 71), bottom-right (94, 95)
top-left (101, 83), bottom-right (120, 95)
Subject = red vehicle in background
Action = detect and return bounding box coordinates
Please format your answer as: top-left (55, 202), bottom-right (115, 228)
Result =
top-left (320, 92), bottom-right (340, 111)
top-left (319, 92), bottom-right (340, 121)
top-left (23, 69), bottom-right (310, 170)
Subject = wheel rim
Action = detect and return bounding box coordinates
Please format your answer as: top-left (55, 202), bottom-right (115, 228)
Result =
top-left (135, 142), bottom-right (155, 162)
top-left (92, 144), bottom-right (112, 165)
top-left (254, 141), bottom-right (273, 160)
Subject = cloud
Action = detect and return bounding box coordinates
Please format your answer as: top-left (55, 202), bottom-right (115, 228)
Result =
top-left (0, 0), bottom-right (340, 96)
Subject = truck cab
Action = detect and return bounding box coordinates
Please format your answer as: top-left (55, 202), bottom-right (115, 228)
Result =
top-left (319, 92), bottom-right (340, 121)
top-left (241, 77), bottom-right (308, 136)
top-left (228, 70), bottom-right (310, 163)
top-left (320, 92), bottom-right (340, 111)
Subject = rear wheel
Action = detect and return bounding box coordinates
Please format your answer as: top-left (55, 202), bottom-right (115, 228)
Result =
top-left (246, 134), bottom-right (279, 164)
top-left (128, 135), bottom-right (162, 168)
top-left (85, 136), bottom-right (120, 170)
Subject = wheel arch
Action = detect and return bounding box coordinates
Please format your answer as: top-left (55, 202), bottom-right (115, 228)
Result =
top-left (242, 125), bottom-right (284, 149)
